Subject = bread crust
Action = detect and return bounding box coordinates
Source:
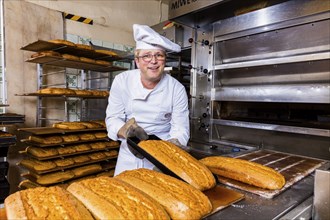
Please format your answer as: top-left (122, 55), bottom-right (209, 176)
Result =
top-left (200, 156), bottom-right (286, 190)
top-left (27, 146), bottom-right (58, 158)
top-left (138, 140), bottom-right (216, 191)
top-left (67, 176), bottom-right (170, 219)
top-left (75, 43), bottom-right (93, 50)
top-left (95, 49), bottom-right (118, 56)
top-left (79, 57), bottom-right (96, 63)
top-left (62, 54), bottom-right (80, 61)
top-left (37, 88), bottom-right (76, 95)
top-left (31, 50), bottom-right (61, 58)
top-left (61, 134), bottom-right (80, 143)
top-left (53, 122), bottom-right (87, 130)
top-left (116, 168), bottom-right (213, 220)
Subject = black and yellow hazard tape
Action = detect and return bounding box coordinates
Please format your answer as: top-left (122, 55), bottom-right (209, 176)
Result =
top-left (63, 12), bottom-right (93, 25)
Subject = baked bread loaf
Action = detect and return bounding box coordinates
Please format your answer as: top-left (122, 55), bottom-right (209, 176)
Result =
top-left (78, 133), bottom-right (96, 141)
top-left (5, 186), bottom-right (93, 220)
top-left (29, 135), bottom-right (63, 145)
top-left (67, 176), bottom-right (169, 219)
top-left (79, 121), bottom-right (103, 129)
top-left (79, 57), bottom-right (96, 63)
top-left (73, 89), bottom-right (93, 96)
top-left (57, 146), bottom-right (77, 155)
top-left (89, 142), bottom-right (107, 149)
top-left (20, 158), bottom-right (56, 172)
top-left (138, 140), bottom-right (216, 191)
top-left (72, 155), bottom-right (90, 163)
top-left (91, 120), bottom-right (106, 128)
top-left (104, 141), bottom-right (120, 148)
top-left (53, 122), bottom-right (87, 130)
top-left (62, 54), bottom-right (80, 61)
top-left (48, 39), bottom-right (76, 47)
top-left (31, 50), bottom-right (61, 58)
top-left (27, 146), bottom-right (58, 158)
top-left (0, 131), bottom-right (14, 137)
top-left (94, 132), bottom-right (107, 138)
top-left (62, 134), bottom-right (80, 142)
top-left (75, 43), bottom-right (93, 50)
top-left (72, 144), bottom-right (91, 152)
top-left (116, 168), bottom-right (213, 219)
top-left (95, 49), bottom-right (118, 56)
top-left (37, 87), bottom-right (76, 95)
top-left (18, 179), bottom-right (41, 189)
top-left (200, 156), bottom-right (286, 190)
top-left (72, 164), bottom-right (102, 177)
top-left (36, 170), bottom-right (75, 185)
top-left (54, 158), bottom-right (75, 167)
top-left (95, 60), bottom-right (111, 66)
top-left (88, 152), bottom-right (106, 160)
top-left (104, 150), bottom-right (118, 158)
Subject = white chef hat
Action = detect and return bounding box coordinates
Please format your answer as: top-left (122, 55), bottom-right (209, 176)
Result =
top-left (133, 24), bottom-right (181, 53)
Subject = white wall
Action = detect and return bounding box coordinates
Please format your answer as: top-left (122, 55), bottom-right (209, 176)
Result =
top-left (26, 0), bottom-right (169, 47)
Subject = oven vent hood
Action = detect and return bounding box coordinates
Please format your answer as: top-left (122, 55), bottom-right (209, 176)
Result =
top-left (168, 0), bottom-right (288, 28)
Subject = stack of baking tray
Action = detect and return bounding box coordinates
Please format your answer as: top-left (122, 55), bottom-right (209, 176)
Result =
top-left (0, 113), bottom-right (25, 125)
top-left (0, 132), bottom-right (16, 202)
top-left (17, 126), bottom-right (119, 188)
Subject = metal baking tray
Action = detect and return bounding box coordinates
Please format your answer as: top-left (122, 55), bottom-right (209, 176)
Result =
top-left (0, 135), bottom-right (17, 145)
top-left (0, 114), bottom-right (25, 124)
top-left (216, 150), bottom-right (327, 198)
top-left (22, 142), bottom-right (119, 160)
top-left (16, 93), bottom-right (108, 99)
top-left (18, 153), bottom-right (118, 175)
top-left (21, 160), bottom-right (116, 186)
top-left (18, 127), bottom-right (106, 135)
top-left (26, 55), bottom-right (127, 73)
top-left (127, 135), bottom-right (191, 183)
top-left (21, 137), bottom-right (110, 148)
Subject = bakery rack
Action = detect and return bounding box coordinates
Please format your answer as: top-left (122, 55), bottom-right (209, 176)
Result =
top-left (17, 125), bottom-right (119, 188)
top-left (20, 39), bottom-right (131, 127)
top-left (0, 106), bottom-right (25, 203)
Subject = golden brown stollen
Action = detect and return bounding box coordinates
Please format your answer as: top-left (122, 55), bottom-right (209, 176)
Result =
top-left (29, 135), bottom-right (63, 145)
top-left (200, 156), bottom-right (286, 190)
top-left (20, 158), bottom-right (56, 172)
top-left (27, 146), bottom-right (58, 158)
top-left (62, 134), bottom-right (80, 143)
top-left (67, 176), bottom-right (169, 219)
top-left (116, 168), bottom-right (213, 220)
top-left (53, 122), bottom-right (87, 130)
top-left (5, 186), bottom-right (93, 220)
top-left (138, 140), bottom-right (216, 191)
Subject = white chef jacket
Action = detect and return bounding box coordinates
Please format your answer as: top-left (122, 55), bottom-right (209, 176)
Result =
top-left (105, 69), bottom-right (189, 176)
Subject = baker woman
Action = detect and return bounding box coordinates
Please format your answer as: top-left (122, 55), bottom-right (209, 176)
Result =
top-left (105, 24), bottom-right (189, 176)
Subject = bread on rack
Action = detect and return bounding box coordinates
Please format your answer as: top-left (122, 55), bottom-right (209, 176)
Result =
top-left (116, 168), bottom-right (213, 220)
top-left (61, 134), bottom-right (80, 143)
top-left (104, 141), bottom-right (120, 148)
top-left (78, 121), bottom-right (103, 129)
top-left (200, 156), bottom-right (286, 190)
top-left (89, 142), bottom-right (107, 150)
top-left (37, 87), bottom-right (76, 95)
top-left (72, 155), bottom-right (90, 164)
top-left (78, 133), bottom-right (96, 141)
top-left (53, 158), bottom-right (75, 167)
top-left (31, 50), bottom-right (61, 58)
top-left (71, 164), bottom-right (102, 177)
top-left (5, 186), bottom-right (94, 220)
top-left (29, 135), bottom-right (63, 145)
top-left (103, 150), bottom-right (118, 158)
top-left (57, 146), bottom-right (77, 155)
top-left (48, 39), bottom-right (76, 47)
top-left (75, 43), bottom-right (93, 50)
top-left (35, 170), bottom-right (75, 185)
top-left (67, 176), bottom-right (170, 220)
top-left (91, 120), bottom-right (106, 128)
top-left (18, 179), bottom-right (41, 189)
top-left (138, 140), bottom-right (216, 191)
top-left (73, 89), bottom-right (93, 96)
top-left (79, 57), bottom-right (96, 63)
top-left (62, 54), bottom-right (80, 61)
top-left (72, 144), bottom-right (91, 152)
top-left (88, 152), bottom-right (106, 160)
top-left (95, 60), bottom-right (111, 66)
top-left (94, 132), bottom-right (107, 139)
top-left (53, 121), bottom-right (87, 130)
top-left (95, 49), bottom-right (118, 56)
top-left (19, 158), bottom-right (57, 172)
top-left (27, 146), bottom-right (58, 158)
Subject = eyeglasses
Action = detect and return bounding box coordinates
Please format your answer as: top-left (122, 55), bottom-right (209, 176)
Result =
top-left (136, 53), bottom-right (166, 62)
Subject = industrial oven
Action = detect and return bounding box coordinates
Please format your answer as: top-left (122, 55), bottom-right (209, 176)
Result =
top-left (168, 0), bottom-right (330, 219)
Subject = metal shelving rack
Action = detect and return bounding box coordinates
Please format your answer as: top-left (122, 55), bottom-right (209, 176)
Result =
top-left (19, 40), bottom-right (131, 127)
